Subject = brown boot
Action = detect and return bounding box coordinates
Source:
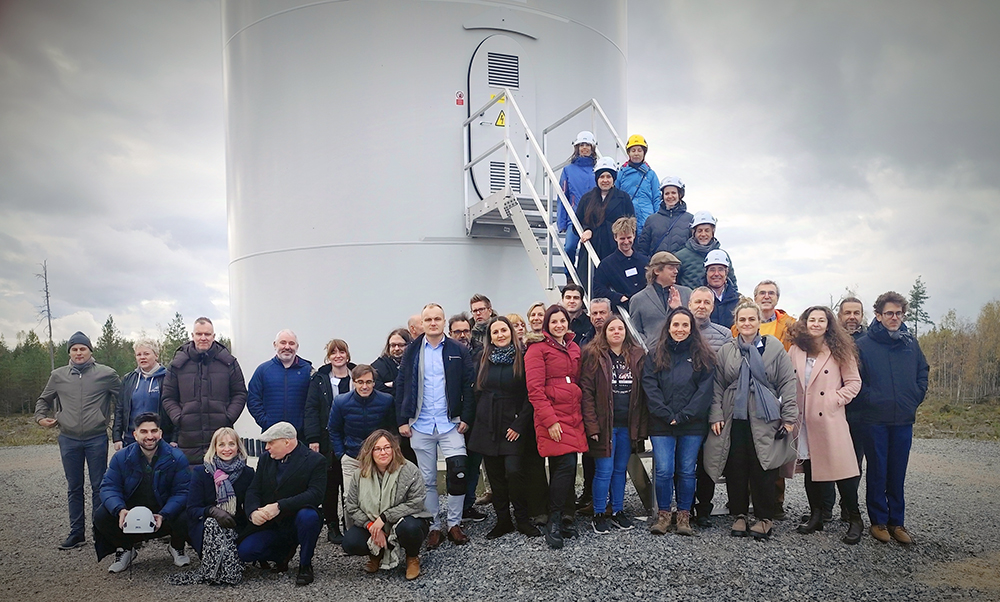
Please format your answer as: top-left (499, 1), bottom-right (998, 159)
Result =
top-left (888, 525), bottom-right (914, 545)
top-left (649, 510), bottom-right (671, 535)
top-left (405, 555), bottom-right (421, 580)
top-left (364, 551), bottom-right (383, 573)
top-left (675, 510), bottom-right (694, 536)
top-left (750, 518), bottom-right (773, 540)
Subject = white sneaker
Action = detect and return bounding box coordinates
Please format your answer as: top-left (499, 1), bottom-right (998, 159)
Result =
top-left (169, 545), bottom-right (190, 567)
top-left (108, 548), bottom-right (136, 573)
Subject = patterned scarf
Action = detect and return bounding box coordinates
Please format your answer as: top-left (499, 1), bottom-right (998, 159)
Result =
top-left (204, 456), bottom-right (245, 515)
top-left (489, 343), bottom-right (516, 365)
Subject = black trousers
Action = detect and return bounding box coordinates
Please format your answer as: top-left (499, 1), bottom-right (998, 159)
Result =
top-left (521, 436), bottom-right (549, 518)
top-left (581, 455), bottom-right (595, 500)
top-left (323, 456), bottom-right (342, 528)
top-left (693, 443), bottom-right (716, 516)
top-left (94, 503), bottom-right (186, 552)
top-left (341, 516), bottom-right (429, 558)
top-left (724, 420), bottom-right (778, 520)
top-left (803, 460), bottom-right (860, 516)
top-left (547, 453), bottom-right (578, 517)
top-left (483, 454), bottom-right (528, 524)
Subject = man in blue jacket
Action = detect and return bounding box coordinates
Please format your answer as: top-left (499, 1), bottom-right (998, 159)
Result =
top-left (94, 412), bottom-right (191, 573)
top-left (396, 303), bottom-right (476, 548)
top-left (856, 291), bottom-right (929, 545)
top-left (247, 329), bottom-right (313, 437)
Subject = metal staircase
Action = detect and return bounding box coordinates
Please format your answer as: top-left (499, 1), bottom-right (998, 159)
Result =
top-left (463, 90), bottom-right (647, 349)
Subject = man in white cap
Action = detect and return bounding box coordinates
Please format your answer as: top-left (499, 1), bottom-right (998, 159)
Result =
top-left (238, 421), bottom-right (326, 586)
top-left (704, 250), bottom-right (740, 329)
top-left (93, 412), bottom-right (191, 573)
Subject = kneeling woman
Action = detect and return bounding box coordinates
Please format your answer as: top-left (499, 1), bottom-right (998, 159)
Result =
top-left (642, 307), bottom-right (715, 536)
top-left (704, 300), bottom-right (798, 540)
top-left (580, 315), bottom-right (648, 534)
top-left (342, 430), bottom-right (431, 581)
top-left (176, 427), bottom-right (254, 585)
top-left (788, 306), bottom-right (864, 544)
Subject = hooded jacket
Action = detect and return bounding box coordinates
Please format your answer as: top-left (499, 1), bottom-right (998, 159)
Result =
top-left (35, 360), bottom-right (120, 441)
top-left (247, 355), bottom-right (313, 433)
top-left (523, 331), bottom-right (588, 457)
top-left (636, 199), bottom-right (693, 257)
top-left (557, 155), bottom-right (595, 232)
top-left (161, 341), bottom-right (247, 464)
top-left (616, 161), bottom-right (661, 236)
top-left (642, 338), bottom-right (715, 437)
top-left (114, 365), bottom-right (171, 445)
top-left (674, 237), bottom-right (738, 291)
top-left (855, 321), bottom-right (929, 425)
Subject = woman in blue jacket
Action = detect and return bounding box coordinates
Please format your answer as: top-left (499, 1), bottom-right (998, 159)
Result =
top-left (616, 134), bottom-right (660, 236)
top-left (558, 131), bottom-right (598, 270)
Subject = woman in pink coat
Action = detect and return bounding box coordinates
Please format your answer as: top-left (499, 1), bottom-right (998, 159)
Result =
top-left (788, 306), bottom-right (863, 544)
top-left (524, 305), bottom-right (588, 550)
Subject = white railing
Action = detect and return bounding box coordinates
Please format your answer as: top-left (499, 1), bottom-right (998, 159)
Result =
top-left (463, 89), bottom-right (648, 351)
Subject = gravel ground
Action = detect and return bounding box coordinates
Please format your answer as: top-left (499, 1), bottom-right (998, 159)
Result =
top-left (2, 438), bottom-right (999, 601)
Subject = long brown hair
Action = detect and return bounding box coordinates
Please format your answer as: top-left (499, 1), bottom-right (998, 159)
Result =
top-left (380, 328), bottom-right (411, 357)
top-left (582, 188), bottom-right (607, 228)
top-left (477, 316), bottom-right (525, 390)
top-left (581, 315), bottom-right (639, 369)
top-left (357, 429), bottom-right (406, 478)
top-left (790, 306), bottom-right (858, 367)
top-left (653, 307), bottom-right (715, 372)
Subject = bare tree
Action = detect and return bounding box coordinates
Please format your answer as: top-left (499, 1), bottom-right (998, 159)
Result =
top-left (35, 260), bottom-right (55, 370)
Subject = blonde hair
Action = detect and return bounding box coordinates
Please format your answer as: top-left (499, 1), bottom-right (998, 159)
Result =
top-left (132, 338), bottom-right (160, 358)
top-left (733, 300), bottom-right (763, 323)
top-left (506, 313), bottom-right (526, 329)
top-left (611, 216), bottom-right (637, 237)
top-left (203, 427), bottom-right (247, 464)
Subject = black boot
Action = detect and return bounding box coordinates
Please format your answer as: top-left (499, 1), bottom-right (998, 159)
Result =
top-left (545, 512), bottom-right (564, 549)
top-left (797, 508), bottom-right (824, 534)
top-left (487, 515), bottom-right (516, 540)
top-left (843, 512), bottom-right (864, 545)
top-left (327, 522), bottom-right (343, 544)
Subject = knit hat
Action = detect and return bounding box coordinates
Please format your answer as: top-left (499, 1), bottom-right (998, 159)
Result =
top-left (67, 331), bottom-right (93, 352)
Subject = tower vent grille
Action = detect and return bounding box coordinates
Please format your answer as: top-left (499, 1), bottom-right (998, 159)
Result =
top-left (487, 52), bottom-right (519, 88)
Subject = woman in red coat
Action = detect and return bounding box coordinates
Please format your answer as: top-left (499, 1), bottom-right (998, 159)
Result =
top-left (524, 305), bottom-right (588, 549)
top-left (788, 306), bottom-right (863, 544)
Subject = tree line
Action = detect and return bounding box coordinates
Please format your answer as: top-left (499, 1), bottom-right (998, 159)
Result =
top-left (0, 312), bottom-right (230, 416)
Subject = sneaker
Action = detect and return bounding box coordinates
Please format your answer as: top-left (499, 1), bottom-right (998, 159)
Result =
top-left (609, 511), bottom-right (634, 531)
top-left (462, 506), bottom-right (487, 523)
top-left (870, 524), bottom-right (891, 543)
top-left (591, 513), bottom-right (611, 534)
top-left (169, 545), bottom-right (190, 567)
top-left (58, 533), bottom-right (86, 550)
top-left (108, 548), bottom-right (136, 573)
top-left (560, 519), bottom-right (578, 539)
top-left (888, 525), bottom-right (914, 545)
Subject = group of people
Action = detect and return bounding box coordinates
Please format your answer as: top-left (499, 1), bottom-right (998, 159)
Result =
top-left (31, 132), bottom-right (927, 585)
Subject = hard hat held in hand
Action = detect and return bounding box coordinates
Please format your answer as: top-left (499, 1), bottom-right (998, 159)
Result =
top-left (123, 506), bottom-right (156, 534)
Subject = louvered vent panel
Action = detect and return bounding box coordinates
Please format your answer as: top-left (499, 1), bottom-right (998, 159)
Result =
top-left (487, 52), bottom-right (519, 88)
top-left (490, 162), bottom-right (521, 193)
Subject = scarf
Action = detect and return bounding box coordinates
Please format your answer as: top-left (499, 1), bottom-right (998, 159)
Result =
top-left (205, 456), bottom-right (246, 515)
top-left (358, 468), bottom-right (403, 569)
top-left (69, 357), bottom-right (95, 375)
top-left (489, 344), bottom-right (516, 365)
top-left (734, 335), bottom-right (781, 422)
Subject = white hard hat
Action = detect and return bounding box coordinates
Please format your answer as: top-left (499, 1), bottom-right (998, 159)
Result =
top-left (691, 211), bottom-right (717, 228)
top-left (594, 156), bottom-right (618, 177)
top-left (704, 249), bottom-right (730, 268)
top-left (573, 131), bottom-right (596, 146)
top-left (660, 175), bottom-right (685, 192)
top-left (123, 506), bottom-right (156, 534)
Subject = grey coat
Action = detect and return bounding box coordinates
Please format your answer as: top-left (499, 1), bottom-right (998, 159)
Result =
top-left (628, 283), bottom-right (693, 349)
top-left (34, 362), bottom-right (120, 440)
top-left (703, 335), bottom-right (798, 481)
top-left (698, 320), bottom-right (733, 354)
top-left (345, 460), bottom-right (432, 527)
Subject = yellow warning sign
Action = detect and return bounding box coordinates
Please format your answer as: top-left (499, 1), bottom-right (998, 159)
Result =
top-left (489, 94), bottom-right (506, 104)
top-left (495, 111), bottom-right (506, 127)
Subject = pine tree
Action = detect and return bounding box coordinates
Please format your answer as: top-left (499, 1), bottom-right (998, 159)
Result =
top-left (160, 312), bottom-right (188, 366)
top-left (94, 315), bottom-right (134, 376)
top-left (905, 276), bottom-right (934, 337)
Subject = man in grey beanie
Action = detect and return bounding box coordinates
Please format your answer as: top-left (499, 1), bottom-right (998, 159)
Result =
top-left (36, 331), bottom-right (121, 549)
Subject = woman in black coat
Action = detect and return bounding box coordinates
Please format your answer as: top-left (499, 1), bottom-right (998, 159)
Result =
top-left (575, 157), bottom-right (635, 289)
top-left (467, 316), bottom-right (541, 539)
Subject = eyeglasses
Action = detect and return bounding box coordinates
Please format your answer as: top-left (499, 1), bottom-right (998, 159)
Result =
top-left (451, 329), bottom-right (471, 336)
top-left (879, 311), bottom-right (904, 318)
top-left (471, 307), bottom-right (490, 314)
top-left (388, 343), bottom-right (407, 349)
top-left (353, 379), bottom-right (375, 386)
top-left (373, 445), bottom-right (393, 453)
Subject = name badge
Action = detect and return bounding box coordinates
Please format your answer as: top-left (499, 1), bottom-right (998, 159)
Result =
top-left (625, 267), bottom-right (638, 277)
top-left (566, 376), bottom-right (572, 384)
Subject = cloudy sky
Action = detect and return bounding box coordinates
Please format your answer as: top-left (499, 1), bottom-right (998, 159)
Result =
top-left (1, 0), bottom-right (998, 349)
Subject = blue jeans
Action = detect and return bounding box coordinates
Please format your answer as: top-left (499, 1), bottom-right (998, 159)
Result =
top-left (563, 227), bottom-right (580, 271)
top-left (650, 434), bottom-right (703, 512)
top-left (58, 433), bottom-right (108, 537)
top-left (862, 423), bottom-right (913, 527)
top-left (593, 427), bottom-right (631, 514)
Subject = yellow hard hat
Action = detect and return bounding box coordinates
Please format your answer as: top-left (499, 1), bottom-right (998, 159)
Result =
top-left (626, 134), bottom-right (647, 150)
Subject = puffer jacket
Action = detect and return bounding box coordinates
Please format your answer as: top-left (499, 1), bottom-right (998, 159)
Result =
top-left (345, 460), bottom-right (432, 527)
top-left (636, 199), bottom-right (693, 257)
top-left (703, 336), bottom-right (799, 481)
top-left (642, 338), bottom-right (715, 437)
top-left (35, 360), bottom-right (120, 441)
top-left (675, 237), bottom-right (738, 291)
top-left (247, 355), bottom-right (313, 433)
top-left (616, 161), bottom-right (661, 236)
top-left (524, 331), bottom-right (588, 457)
top-left (328, 389), bottom-right (395, 459)
top-left (100, 439), bottom-right (190, 520)
top-left (114, 365), bottom-right (171, 445)
top-left (161, 341), bottom-right (247, 464)
top-left (580, 345), bottom-right (648, 457)
top-left (855, 320), bottom-right (929, 425)
top-left (557, 155), bottom-right (595, 232)
top-left (698, 319), bottom-right (734, 354)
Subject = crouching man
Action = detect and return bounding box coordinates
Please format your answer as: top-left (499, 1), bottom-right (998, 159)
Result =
top-left (237, 422), bottom-right (326, 586)
top-left (94, 412), bottom-right (191, 573)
